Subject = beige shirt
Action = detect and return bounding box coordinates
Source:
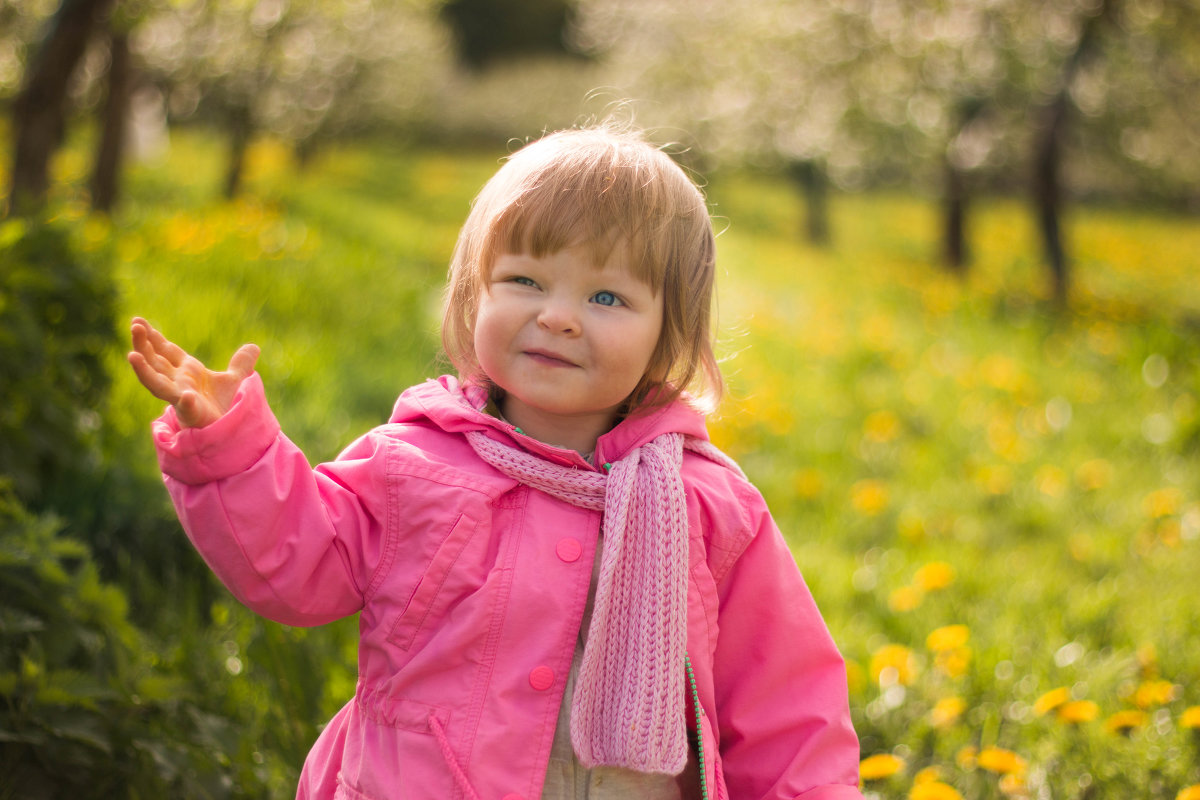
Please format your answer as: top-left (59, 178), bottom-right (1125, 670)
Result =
top-left (540, 545), bottom-right (700, 800)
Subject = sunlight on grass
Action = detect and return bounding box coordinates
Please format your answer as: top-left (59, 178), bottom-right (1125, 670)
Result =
top-left (703, 176), bottom-right (1198, 799)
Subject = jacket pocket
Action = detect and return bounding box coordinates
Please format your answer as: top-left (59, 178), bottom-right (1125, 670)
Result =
top-left (358, 686), bottom-right (451, 732)
top-left (387, 510), bottom-right (480, 651)
top-left (341, 690), bottom-right (457, 800)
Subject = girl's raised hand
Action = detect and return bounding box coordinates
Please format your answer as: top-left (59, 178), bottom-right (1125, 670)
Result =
top-left (127, 317), bottom-right (260, 428)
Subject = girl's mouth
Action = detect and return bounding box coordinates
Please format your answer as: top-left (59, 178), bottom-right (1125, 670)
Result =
top-left (523, 349), bottom-right (578, 368)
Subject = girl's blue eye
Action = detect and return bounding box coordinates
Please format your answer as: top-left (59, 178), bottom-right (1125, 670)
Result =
top-left (513, 276), bottom-right (538, 288)
top-left (591, 291), bottom-right (622, 307)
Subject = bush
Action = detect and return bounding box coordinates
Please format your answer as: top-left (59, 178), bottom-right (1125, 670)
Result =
top-left (0, 214), bottom-right (280, 796)
top-left (0, 485), bottom-right (272, 798)
top-left (0, 217), bottom-right (115, 505)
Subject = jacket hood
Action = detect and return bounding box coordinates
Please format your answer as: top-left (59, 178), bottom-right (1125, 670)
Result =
top-left (389, 375), bottom-right (710, 470)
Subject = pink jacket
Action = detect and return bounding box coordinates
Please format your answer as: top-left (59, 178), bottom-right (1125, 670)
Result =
top-left (153, 374), bottom-right (863, 800)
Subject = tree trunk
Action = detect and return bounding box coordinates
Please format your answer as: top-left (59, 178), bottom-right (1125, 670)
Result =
top-left (788, 160), bottom-right (830, 246)
top-left (1033, 94), bottom-right (1070, 305)
top-left (294, 135), bottom-right (319, 171)
top-left (90, 29), bottom-right (131, 214)
top-left (1029, 0), bottom-right (1116, 306)
top-left (6, 0), bottom-right (116, 217)
top-left (943, 159), bottom-right (969, 273)
top-left (223, 104), bottom-right (253, 200)
top-left (941, 100), bottom-right (986, 273)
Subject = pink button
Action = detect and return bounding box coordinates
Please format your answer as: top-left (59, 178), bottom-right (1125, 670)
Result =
top-left (556, 537), bottom-right (583, 563)
top-left (529, 666), bottom-right (555, 691)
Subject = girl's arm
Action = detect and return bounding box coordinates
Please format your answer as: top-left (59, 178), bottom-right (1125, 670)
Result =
top-left (129, 318), bottom-right (382, 627)
top-left (713, 485), bottom-right (864, 799)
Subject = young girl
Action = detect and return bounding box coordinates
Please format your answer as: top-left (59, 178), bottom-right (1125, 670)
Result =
top-left (129, 127), bottom-right (864, 800)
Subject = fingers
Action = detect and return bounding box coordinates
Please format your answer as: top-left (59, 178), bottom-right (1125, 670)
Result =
top-left (131, 317), bottom-right (187, 368)
top-left (130, 319), bottom-right (175, 379)
top-left (127, 349), bottom-right (183, 405)
top-left (226, 343), bottom-right (260, 379)
top-left (128, 317), bottom-right (191, 405)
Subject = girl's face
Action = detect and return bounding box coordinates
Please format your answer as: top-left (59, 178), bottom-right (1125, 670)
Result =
top-left (473, 244), bottom-right (663, 453)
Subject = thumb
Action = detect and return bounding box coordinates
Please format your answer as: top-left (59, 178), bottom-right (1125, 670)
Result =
top-left (227, 343), bottom-right (260, 379)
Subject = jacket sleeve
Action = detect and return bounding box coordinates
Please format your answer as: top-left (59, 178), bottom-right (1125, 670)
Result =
top-left (153, 373), bottom-right (390, 627)
top-left (712, 481), bottom-right (863, 800)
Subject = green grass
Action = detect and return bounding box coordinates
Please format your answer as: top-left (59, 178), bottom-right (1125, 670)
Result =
top-left (705, 176), bottom-right (1200, 796)
top-left (54, 129), bottom-right (1200, 797)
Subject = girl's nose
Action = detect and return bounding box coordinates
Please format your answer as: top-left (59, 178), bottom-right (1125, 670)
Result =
top-left (537, 298), bottom-right (580, 335)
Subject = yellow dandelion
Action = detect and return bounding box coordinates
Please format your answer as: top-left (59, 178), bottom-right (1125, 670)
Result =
top-left (986, 417), bottom-right (1024, 461)
top-left (999, 773), bottom-right (1030, 798)
top-left (859, 753), bottom-right (906, 781)
top-left (245, 139), bottom-right (291, 181)
top-left (793, 468), bottom-right (824, 499)
top-left (1033, 687), bottom-right (1071, 716)
top-left (921, 278), bottom-right (961, 316)
top-left (851, 479), bottom-right (890, 516)
top-left (1180, 706), bottom-right (1200, 729)
top-left (870, 644), bottom-right (918, 686)
top-left (910, 780), bottom-right (964, 800)
top-left (913, 561), bottom-right (956, 592)
top-left (1178, 785), bottom-right (1200, 800)
top-left (1134, 679), bottom-right (1177, 709)
top-left (930, 696), bottom-right (967, 728)
top-left (1157, 519), bottom-right (1184, 548)
top-left (889, 585), bottom-right (924, 612)
top-left (979, 354), bottom-right (1024, 393)
top-left (1035, 464), bottom-right (1068, 498)
top-left (1105, 709), bottom-right (1147, 734)
top-left (862, 313), bottom-right (896, 353)
top-left (926, 624), bottom-right (970, 652)
top-left (1144, 487), bottom-right (1183, 518)
top-left (976, 747), bottom-right (1027, 776)
top-left (1087, 321), bottom-right (1120, 356)
top-left (975, 463), bottom-right (1014, 495)
top-left (914, 766), bottom-right (943, 785)
top-left (1075, 458), bottom-right (1113, 491)
top-left (163, 213), bottom-right (200, 252)
top-left (864, 410), bottom-right (901, 443)
top-left (935, 646), bottom-right (972, 679)
top-left (1057, 700), bottom-right (1100, 724)
top-left (956, 746), bottom-right (978, 770)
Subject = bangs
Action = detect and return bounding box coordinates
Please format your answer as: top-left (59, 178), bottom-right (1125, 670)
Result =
top-left (494, 183), bottom-right (627, 277)
top-left (481, 135), bottom-right (693, 292)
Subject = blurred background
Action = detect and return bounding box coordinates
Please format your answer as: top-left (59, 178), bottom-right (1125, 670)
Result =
top-left (5, 0), bottom-right (1198, 264)
top-left (1, 1), bottom-right (1198, 798)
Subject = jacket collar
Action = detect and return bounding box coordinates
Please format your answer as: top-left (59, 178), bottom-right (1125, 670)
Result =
top-left (390, 375), bottom-right (709, 472)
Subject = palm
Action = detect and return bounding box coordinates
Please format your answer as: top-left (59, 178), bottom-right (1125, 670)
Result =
top-left (128, 317), bottom-right (260, 428)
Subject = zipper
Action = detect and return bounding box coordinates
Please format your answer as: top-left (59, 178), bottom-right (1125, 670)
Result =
top-left (684, 652), bottom-right (710, 800)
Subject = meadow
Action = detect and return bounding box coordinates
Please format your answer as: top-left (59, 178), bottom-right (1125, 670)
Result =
top-left (26, 130), bottom-right (1200, 797)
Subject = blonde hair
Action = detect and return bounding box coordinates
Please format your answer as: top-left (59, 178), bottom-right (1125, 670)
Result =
top-left (442, 126), bottom-right (723, 412)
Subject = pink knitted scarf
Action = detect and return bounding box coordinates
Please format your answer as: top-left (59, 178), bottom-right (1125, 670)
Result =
top-left (465, 428), bottom-right (739, 774)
